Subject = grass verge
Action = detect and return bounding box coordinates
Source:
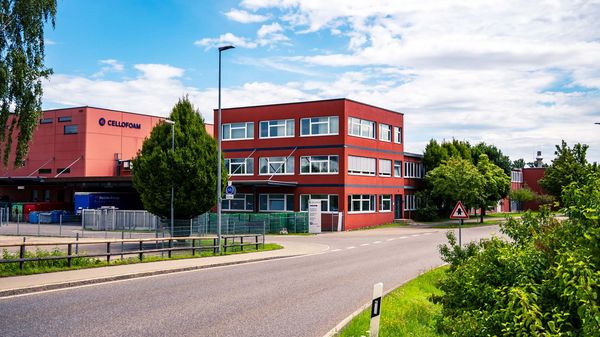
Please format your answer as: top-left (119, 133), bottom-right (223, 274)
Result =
top-left (0, 243), bottom-right (282, 277)
top-left (338, 266), bottom-right (448, 337)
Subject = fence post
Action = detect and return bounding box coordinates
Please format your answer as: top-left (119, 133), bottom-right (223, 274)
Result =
top-left (37, 216), bottom-right (41, 236)
top-left (19, 238), bottom-right (25, 270)
top-left (190, 218), bottom-right (193, 237)
top-left (139, 240), bottom-right (143, 261)
top-left (255, 235), bottom-right (259, 250)
top-left (59, 214), bottom-right (63, 236)
top-left (75, 233), bottom-right (79, 254)
top-left (67, 243), bottom-right (73, 267)
top-left (121, 231), bottom-right (125, 260)
top-left (16, 215), bottom-right (20, 235)
top-left (106, 242), bottom-right (111, 263)
top-left (168, 239), bottom-right (173, 258)
top-left (223, 237), bottom-right (227, 254)
top-left (213, 238), bottom-right (217, 254)
top-left (192, 239), bottom-right (196, 256)
top-left (241, 236), bottom-right (244, 251)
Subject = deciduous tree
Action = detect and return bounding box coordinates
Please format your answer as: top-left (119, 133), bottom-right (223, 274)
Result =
top-left (426, 157), bottom-right (484, 213)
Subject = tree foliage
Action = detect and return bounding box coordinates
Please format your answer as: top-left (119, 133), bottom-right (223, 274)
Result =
top-left (512, 158), bottom-right (526, 169)
top-left (132, 97), bottom-right (225, 220)
top-left (0, 0), bottom-right (56, 167)
top-left (435, 172), bottom-right (600, 336)
top-left (508, 186), bottom-right (536, 203)
top-left (476, 154), bottom-right (511, 221)
top-left (472, 142), bottom-right (512, 175)
top-left (426, 157), bottom-right (485, 211)
top-left (539, 140), bottom-right (596, 203)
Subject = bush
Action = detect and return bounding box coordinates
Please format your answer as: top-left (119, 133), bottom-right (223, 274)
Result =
top-left (435, 172), bottom-right (600, 336)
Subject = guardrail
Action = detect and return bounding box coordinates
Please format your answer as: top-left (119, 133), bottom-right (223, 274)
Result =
top-left (0, 234), bottom-right (265, 270)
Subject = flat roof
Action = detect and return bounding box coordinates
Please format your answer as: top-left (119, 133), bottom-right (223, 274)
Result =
top-left (43, 106), bottom-right (167, 119)
top-left (215, 98), bottom-right (403, 115)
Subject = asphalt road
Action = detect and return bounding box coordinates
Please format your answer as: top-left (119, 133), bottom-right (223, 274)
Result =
top-left (0, 225), bottom-right (500, 337)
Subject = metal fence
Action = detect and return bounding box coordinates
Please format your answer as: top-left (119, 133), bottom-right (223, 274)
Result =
top-left (0, 207), bottom-right (9, 226)
top-left (81, 209), bottom-right (160, 231)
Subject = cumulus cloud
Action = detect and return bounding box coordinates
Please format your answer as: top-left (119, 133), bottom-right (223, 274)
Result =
top-left (92, 59), bottom-right (124, 77)
top-left (225, 8), bottom-right (269, 23)
top-left (194, 23), bottom-right (289, 50)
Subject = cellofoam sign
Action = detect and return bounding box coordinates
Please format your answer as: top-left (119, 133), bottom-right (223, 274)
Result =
top-left (98, 117), bottom-right (141, 129)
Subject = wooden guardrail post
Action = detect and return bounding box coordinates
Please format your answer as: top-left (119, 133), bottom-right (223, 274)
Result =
top-left (223, 237), bottom-right (228, 254)
top-left (67, 243), bottom-right (73, 267)
top-left (139, 240), bottom-right (143, 261)
top-left (255, 235), bottom-right (259, 250)
top-left (168, 239), bottom-right (173, 258)
top-left (19, 242), bottom-right (25, 270)
top-left (240, 236), bottom-right (244, 251)
top-left (106, 242), bottom-right (111, 263)
top-left (191, 239), bottom-right (196, 256)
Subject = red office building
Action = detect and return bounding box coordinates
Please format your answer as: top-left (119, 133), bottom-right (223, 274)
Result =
top-left (216, 98), bottom-right (424, 230)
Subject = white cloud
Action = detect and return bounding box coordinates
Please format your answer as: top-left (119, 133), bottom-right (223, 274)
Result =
top-left (93, 59), bottom-right (124, 77)
top-left (195, 23), bottom-right (289, 50)
top-left (195, 32), bottom-right (258, 49)
top-left (225, 8), bottom-right (269, 23)
top-left (44, 39), bottom-right (56, 45)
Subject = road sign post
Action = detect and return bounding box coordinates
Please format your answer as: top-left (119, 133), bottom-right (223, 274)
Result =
top-left (449, 201), bottom-right (469, 247)
top-left (370, 282), bottom-right (383, 337)
top-left (225, 183), bottom-right (236, 200)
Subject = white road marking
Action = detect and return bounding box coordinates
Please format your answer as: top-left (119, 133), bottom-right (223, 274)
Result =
top-left (331, 249), bottom-right (342, 252)
top-left (360, 243), bottom-right (369, 246)
top-left (398, 237), bottom-right (408, 239)
top-left (373, 241), bottom-right (382, 244)
top-left (386, 238), bottom-right (394, 241)
top-left (411, 234), bottom-right (421, 237)
top-left (346, 246), bottom-right (356, 250)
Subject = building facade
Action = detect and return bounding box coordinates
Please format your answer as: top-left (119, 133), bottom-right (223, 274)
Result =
top-left (216, 98), bottom-right (424, 230)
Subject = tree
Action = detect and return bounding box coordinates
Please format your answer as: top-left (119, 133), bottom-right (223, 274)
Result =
top-left (472, 142), bottom-right (511, 175)
top-left (1, 0), bottom-right (57, 167)
top-left (539, 140), bottom-right (595, 203)
top-left (426, 157), bottom-right (485, 213)
top-left (511, 158), bottom-right (525, 169)
top-left (132, 97), bottom-right (225, 220)
top-left (423, 138), bottom-right (472, 171)
top-left (508, 186), bottom-right (536, 204)
top-left (476, 154), bottom-right (510, 222)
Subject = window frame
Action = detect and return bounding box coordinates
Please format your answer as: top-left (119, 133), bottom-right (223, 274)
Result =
top-left (39, 118), bottom-right (53, 124)
top-left (259, 194), bottom-right (294, 212)
top-left (348, 117), bottom-right (375, 139)
top-left (300, 116), bottom-right (339, 137)
top-left (224, 158), bottom-right (254, 176)
top-left (221, 193), bottom-right (254, 212)
top-left (63, 125), bottom-right (78, 135)
top-left (379, 124), bottom-right (392, 142)
top-left (300, 155), bottom-right (339, 175)
top-left (348, 155), bottom-right (376, 176)
top-left (378, 159), bottom-right (392, 177)
top-left (222, 122), bottom-right (254, 141)
top-left (404, 194), bottom-right (418, 211)
top-left (394, 126), bottom-right (402, 144)
top-left (58, 116), bottom-right (72, 123)
top-left (259, 119), bottom-right (295, 139)
top-left (379, 195), bottom-right (392, 212)
top-left (404, 161), bottom-right (424, 179)
top-left (347, 194), bottom-right (376, 213)
top-left (299, 194), bottom-right (339, 213)
top-left (259, 156), bottom-right (295, 175)
top-left (394, 160), bottom-right (402, 177)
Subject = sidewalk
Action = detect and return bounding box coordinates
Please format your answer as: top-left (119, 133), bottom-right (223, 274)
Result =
top-left (0, 238), bottom-right (328, 297)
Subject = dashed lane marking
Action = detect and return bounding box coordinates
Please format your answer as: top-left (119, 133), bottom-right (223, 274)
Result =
top-left (399, 236), bottom-right (408, 239)
top-left (373, 241), bottom-right (382, 244)
top-left (386, 238), bottom-right (394, 241)
top-left (331, 249), bottom-right (342, 252)
top-left (346, 246), bottom-right (356, 250)
top-left (360, 243), bottom-right (369, 246)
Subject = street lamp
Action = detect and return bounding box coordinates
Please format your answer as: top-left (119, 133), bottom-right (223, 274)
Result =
top-left (164, 119), bottom-right (175, 237)
top-left (595, 122), bottom-right (600, 125)
top-left (217, 45), bottom-right (235, 253)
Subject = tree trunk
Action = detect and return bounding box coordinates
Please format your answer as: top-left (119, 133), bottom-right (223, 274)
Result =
top-left (480, 205), bottom-right (486, 223)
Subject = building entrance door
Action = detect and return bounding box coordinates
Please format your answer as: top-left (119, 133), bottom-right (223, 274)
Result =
top-left (394, 195), bottom-right (403, 219)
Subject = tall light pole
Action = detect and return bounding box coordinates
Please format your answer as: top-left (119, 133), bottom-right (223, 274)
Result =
top-left (164, 119), bottom-right (175, 237)
top-left (217, 45), bottom-right (234, 253)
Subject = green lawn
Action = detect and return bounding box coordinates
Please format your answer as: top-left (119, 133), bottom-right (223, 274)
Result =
top-left (339, 266), bottom-right (448, 337)
top-left (0, 242), bottom-right (282, 277)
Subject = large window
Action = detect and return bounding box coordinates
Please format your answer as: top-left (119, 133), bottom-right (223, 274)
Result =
top-left (222, 122), bottom-right (254, 140)
top-left (348, 194), bottom-right (376, 213)
top-left (394, 127), bottom-right (402, 144)
top-left (379, 124), bottom-right (391, 142)
top-left (40, 118), bottom-right (53, 124)
top-left (300, 116), bottom-right (339, 136)
top-left (379, 159), bottom-right (392, 177)
top-left (511, 170), bottom-right (523, 183)
top-left (404, 194), bottom-right (417, 211)
top-left (259, 194), bottom-right (294, 212)
top-left (300, 155), bottom-right (339, 174)
top-left (300, 195), bottom-right (339, 213)
top-left (394, 160), bottom-right (402, 177)
top-left (259, 156), bottom-right (294, 175)
top-left (64, 125), bottom-right (78, 134)
top-left (58, 116), bottom-right (72, 122)
top-left (404, 162), bottom-right (424, 178)
top-left (348, 155), bottom-right (376, 175)
top-left (379, 195), bottom-right (392, 212)
top-left (348, 117), bottom-right (375, 139)
top-left (225, 158), bottom-right (254, 176)
top-left (222, 194), bottom-right (254, 212)
top-left (260, 119), bottom-right (294, 138)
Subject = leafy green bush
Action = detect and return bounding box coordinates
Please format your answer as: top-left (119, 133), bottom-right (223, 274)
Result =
top-left (435, 172), bottom-right (600, 336)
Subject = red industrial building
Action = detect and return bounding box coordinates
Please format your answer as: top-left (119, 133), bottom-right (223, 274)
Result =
top-left (216, 98), bottom-right (424, 230)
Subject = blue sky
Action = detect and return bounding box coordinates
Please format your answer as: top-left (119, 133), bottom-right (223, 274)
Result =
top-left (42, 0), bottom-right (600, 163)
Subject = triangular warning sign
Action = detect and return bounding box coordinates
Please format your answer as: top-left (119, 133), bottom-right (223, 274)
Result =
top-left (450, 201), bottom-right (469, 219)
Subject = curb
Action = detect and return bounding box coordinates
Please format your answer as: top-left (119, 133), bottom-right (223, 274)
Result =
top-left (0, 255), bottom-right (298, 298)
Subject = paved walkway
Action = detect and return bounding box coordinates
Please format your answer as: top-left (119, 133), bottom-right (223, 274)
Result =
top-left (0, 237), bottom-right (328, 297)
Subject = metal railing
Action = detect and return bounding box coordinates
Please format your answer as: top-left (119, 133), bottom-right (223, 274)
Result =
top-left (0, 208), bottom-right (9, 226)
top-left (81, 209), bottom-right (160, 231)
top-left (0, 234), bottom-right (264, 270)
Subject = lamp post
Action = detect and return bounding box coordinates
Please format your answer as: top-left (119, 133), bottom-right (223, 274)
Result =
top-left (217, 45), bottom-right (234, 253)
top-left (164, 119), bottom-right (175, 237)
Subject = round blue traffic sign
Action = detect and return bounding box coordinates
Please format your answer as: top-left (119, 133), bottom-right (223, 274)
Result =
top-left (225, 185), bottom-right (236, 195)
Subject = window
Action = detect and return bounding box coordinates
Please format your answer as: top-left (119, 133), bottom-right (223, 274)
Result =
top-left (394, 127), bottom-right (402, 144)
top-left (39, 118), bottom-right (53, 124)
top-left (64, 125), bottom-right (78, 134)
top-left (404, 162), bottom-right (424, 178)
top-left (300, 155), bottom-right (338, 174)
top-left (259, 194), bottom-right (294, 212)
top-left (348, 194), bottom-right (376, 213)
top-left (58, 116), bottom-right (72, 122)
top-left (222, 122), bottom-right (254, 140)
top-left (259, 156), bottom-right (294, 175)
top-left (225, 158), bottom-right (254, 176)
top-left (404, 194), bottom-right (417, 211)
top-left (38, 168), bottom-right (51, 174)
top-left (379, 124), bottom-right (391, 142)
top-left (260, 119), bottom-right (294, 138)
top-left (222, 194), bottom-right (254, 211)
top-left (300, 195), bottom-right (339, 213)
top-left (394, 160), bottom-right (402, 177)
top-left (348, 117), bottom-right (375, 139)
top-left (56, 168), bottom-right (71, 174)
top-left (300, 116), bottom-right (339, 136)
top-left (379, 159), bottom-right (392, 177)
top-left (379, 195), bottom-right (392, 212)
top-left (348, 155), bottom-right (376, 175)
top-left (511, 170), bottom-right (523, 183)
